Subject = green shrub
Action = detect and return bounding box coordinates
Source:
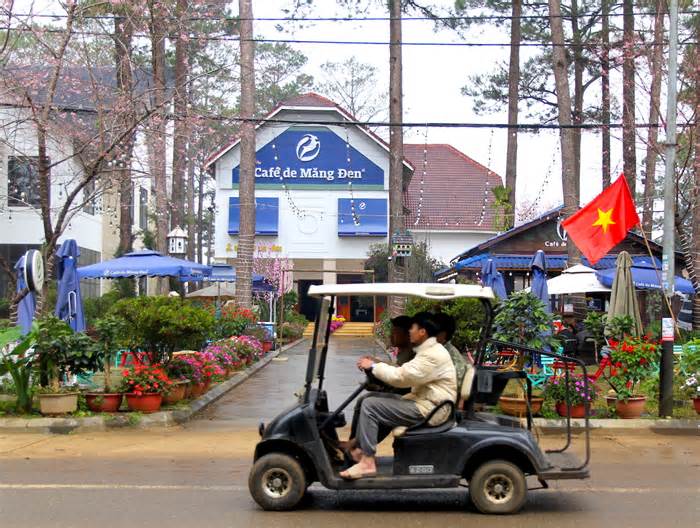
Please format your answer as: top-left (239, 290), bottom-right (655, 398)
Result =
top-left (109, 296), bottom-right (215, 364)
top-left (404, 296), bottom-right (487, 351)
top-left (83, 290), bottom-right (125, 324)
top-left (492, 291), bottom-right (558, 351)
top-left (0, 298), bottom-right (10, 319)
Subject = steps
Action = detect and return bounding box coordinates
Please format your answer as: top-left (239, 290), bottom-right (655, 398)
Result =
top-left (303, 322), bottom-right (376, 337)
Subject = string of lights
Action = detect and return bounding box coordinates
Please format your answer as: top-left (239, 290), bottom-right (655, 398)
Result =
top-left (475, 130), bottom-right (494, 227)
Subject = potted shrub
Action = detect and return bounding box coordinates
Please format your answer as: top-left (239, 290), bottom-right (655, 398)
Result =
top-left (0, 326), bottom-right (37, 414)
top-left (203, 340), bottom-right (242, 376)
top-left (608, 335), bottom-right (660, 418)
top-left (120, 364), bottom-right (172, 413)
top-left (544, 376), bottom-right (598, 418)
top-left (213, 305), bottom-right (257, 339)
top-left (492, 291), bottom-right (558, 416)
top-left (85, 316), bottom-right (125, 412)
top-left (679, 341), bottom-right (700, 414)
top-left (164, 356), bottom-right (194, 404)
top-left (175, 353), bottom-right (223, 397)
top-left (35, 316), bottom-right (100, 415)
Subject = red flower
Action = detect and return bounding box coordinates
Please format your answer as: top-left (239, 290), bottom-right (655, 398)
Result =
top-left (639, 358), bottom-right (647, 364)
top-left (134, 390), bottom-right (142, 396)
top-left (615, 362), bottom-right (622, 368)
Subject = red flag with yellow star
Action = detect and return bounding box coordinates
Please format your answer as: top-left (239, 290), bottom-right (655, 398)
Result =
top-left (561, 175), bottom-right (640, 264)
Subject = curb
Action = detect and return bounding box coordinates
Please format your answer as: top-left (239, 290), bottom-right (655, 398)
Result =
top-left (533, 417), bottom-right (700, 435)
top-left (0, 338), bottom-right (307, 434)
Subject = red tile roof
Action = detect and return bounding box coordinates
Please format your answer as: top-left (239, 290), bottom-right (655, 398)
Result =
top-left (276, 92), bottom-right (339, 108)
top-left (403, 144), bottom-right (502, 232)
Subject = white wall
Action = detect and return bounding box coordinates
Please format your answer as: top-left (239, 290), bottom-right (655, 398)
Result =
top-left (213, 108), bottom-right (392, 261)
top-left (0, 108), bottom-right (103, 253)
top-left (409, 230), bottom-right (496, 266)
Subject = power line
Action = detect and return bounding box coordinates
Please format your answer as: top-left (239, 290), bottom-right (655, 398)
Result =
top-left (0, 25), bottom-right (694, 48)
top-left (4, 10), bottom-right (700, 23)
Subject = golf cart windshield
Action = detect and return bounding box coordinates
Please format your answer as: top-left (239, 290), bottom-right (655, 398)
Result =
top-left (302, 283), bottom-right (495, 402)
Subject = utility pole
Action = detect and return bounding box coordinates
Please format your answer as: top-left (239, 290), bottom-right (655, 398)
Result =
top-left (236, 0), bottom-right (255, 309)
top-left (659, 0), bottom-right (678, 417)
top-left (388, 0), bottom-right (405, 315)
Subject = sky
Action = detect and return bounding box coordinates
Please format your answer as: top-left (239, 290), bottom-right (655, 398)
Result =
top-left (18, 0), bottom-right (664, 223)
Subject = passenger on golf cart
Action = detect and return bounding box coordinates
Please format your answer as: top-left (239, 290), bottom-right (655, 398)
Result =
top-left (340, 312), bottom-right (457, 480)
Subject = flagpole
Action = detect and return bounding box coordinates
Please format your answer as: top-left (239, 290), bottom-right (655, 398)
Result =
top-left (639, 227), bottom-right (678, 331)
top-left (659, 0), bottom-right (678, 418)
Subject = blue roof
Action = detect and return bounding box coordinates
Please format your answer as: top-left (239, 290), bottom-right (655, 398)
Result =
top-left (453, 253), bottom-right (659, 272)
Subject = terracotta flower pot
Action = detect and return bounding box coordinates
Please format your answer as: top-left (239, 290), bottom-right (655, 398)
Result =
top-left (692, 397), bottom-right (700, 415)
top-left (262, 341), bottom-right (273, 353)
top-left (184, 383), bottom-right (192, 399)
top-left (125, 393), bottom-right (162, 413)
top-left (189, 380), bottom-right (211, 398)
top-left (615, 396), bottom-right (647, 419)
top-left (38, 392), bottom-right (79, 415)
top-left (162, 383), bottom-right (187, 405)
top-left (555, 401), bottom-right (587, 418)
top-left (498, 396), bottom-right (544, 417)
top-left (605, 396), bottom-right (617, 408)
top-left (85, 393), bottom-right (123, 413)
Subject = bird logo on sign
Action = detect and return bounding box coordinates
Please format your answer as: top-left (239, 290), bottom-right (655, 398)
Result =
top-left (296, 134), bottom-right (321, 162)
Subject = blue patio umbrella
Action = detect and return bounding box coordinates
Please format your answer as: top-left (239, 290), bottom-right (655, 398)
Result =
top-left (77, 250), bottom-right (212, 280)
top-left (480, 258), bottom-right (507, 299)
top-left (595, 257), bottom-right (695, 295)
top-left (529, 250), bottom-right (550, 312)
top-left (55, 239), bottom-right (85, 332)
top-left (14, 255), bottom-right (36, 335)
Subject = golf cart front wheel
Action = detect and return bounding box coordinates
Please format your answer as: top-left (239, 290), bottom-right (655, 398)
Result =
top-left (469, 460), bottom-right (527, 514)
top-left (249, 453), bottom-right (307, 511)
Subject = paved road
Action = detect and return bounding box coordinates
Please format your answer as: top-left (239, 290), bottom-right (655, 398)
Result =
top-left (1, 337), bottom-right (698, 528)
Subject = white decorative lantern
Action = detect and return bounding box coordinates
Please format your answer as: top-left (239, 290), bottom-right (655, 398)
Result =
top-left (167, 226), bottom-right (188, 256)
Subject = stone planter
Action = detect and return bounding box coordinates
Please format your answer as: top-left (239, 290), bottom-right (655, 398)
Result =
top-left (163, 381), bottom-right (187, 405)
top-left (498, 396), bottom-right (544, 417)
top-left (615, 396), bottom-right (647, 419)
top-left (125, 393), bottom-right (162, 413)
top-left (555, 401), bottom-right (587, 418)
top-left (38, 392), bottom-right (79, 415)
top-left (85, 393), bottom-right (123, 413)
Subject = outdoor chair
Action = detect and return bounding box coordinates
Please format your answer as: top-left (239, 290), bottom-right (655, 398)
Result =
top-left (526, 355), bottom-right (556, 389)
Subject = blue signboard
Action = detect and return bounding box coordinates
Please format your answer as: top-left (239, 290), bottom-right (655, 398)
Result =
top-left (228, 197), bottom-right (279, 235)
top-left (338, 198), bottom-right (388, 237)
top-left (232, 127), bottom-right (384, 189)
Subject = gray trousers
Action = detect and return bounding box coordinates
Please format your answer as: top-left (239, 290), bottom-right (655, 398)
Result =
top-left (356, 393), bottom-right (423, 456)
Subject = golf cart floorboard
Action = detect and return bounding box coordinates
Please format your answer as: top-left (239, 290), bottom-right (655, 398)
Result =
top-left (329, 474), bottom-right (461, 490)
top-left (539, 451), bottom-right (590, 480)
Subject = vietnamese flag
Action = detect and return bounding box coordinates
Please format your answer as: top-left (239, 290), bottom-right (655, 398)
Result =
top-left (561, 176), bottom-right (640, 264)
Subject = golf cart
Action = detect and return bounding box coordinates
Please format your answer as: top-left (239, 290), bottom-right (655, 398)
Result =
top-left (249, 283), bottom-right (591, 514)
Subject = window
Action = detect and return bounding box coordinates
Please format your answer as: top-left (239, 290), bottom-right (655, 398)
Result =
top-left (139, 187), bottom-right (148, 230)
top-left (8, 156), bottom-right (43, 207)
top-left (83, 178), bottom-right (95, 215)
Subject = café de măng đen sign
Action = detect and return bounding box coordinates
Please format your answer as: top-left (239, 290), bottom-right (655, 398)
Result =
top-left (231, 127), bottom-right (384, 189)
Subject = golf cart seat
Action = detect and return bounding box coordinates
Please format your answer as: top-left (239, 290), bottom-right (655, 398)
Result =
top-left (392, 400), bottom-right (456, 438)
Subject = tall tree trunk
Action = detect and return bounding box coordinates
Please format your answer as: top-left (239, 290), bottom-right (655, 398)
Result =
top-left (114, 13), bottom-right (135, 257)
top-left (171, 0), bottom-right (189, 230)
top-left (622, 0), bottom-right (637, 194)
top-left (186, 148), bottom-right (196, 261)
top-left (548, 0), bottom-right (581, 270)
top-left (642, 1), bottom-right (666, 236)
top-left (236, 0), bottom-right (256, 309)
top-left (504, 0), bottom-right (521, 225)
top-left (601, 0), bottom-right (611, 188)
top-left (197, 163), bottom-right (205, 263)
top-left (571, 0), bottom-right (583, 192)
top-left (692, 22), bottom-right (700, 330)
top-left (388, 0), bottom-right (405, 316)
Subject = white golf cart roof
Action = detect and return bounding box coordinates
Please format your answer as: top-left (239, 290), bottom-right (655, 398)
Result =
top-left (308, 282), bottom-right (495, 300)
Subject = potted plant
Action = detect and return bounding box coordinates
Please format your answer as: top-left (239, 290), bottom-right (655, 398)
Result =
top-left (608, 335), bottom-right (660, 418)
top-left (163, 356), bottom-right (194, 404)
top-left (35, 316), bottom-right (99, 415)
top-left (544, 376), bottom-right (598, 418)
top-left (85, 316), bottom-right (125, 412)
top-left (679, 341), bottom-right (700, 414)
top-left (203, 340), bottom-right (242, 377)
top-left (120, 364), bottom-right (172, 413)
top-left (0, 326), bottom-right (37, 414)
top-left (492, 291), bottom-right (558, 416)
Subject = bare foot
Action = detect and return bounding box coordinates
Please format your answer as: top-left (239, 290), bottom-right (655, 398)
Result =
top-left (339, 457), bottom-right (377, 480)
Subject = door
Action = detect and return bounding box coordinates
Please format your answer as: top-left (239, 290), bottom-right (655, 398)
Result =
top-left (298, 279), bottom-right (323, 321)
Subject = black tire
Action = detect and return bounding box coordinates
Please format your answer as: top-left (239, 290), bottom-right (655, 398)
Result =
top-left (468, 460), bottom-right (527, 514)
top-left (249, 453), bottom-right (307, 511)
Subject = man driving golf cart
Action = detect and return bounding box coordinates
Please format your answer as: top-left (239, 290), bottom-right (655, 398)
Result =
top-left (340, 312), bottom-right (457, 480)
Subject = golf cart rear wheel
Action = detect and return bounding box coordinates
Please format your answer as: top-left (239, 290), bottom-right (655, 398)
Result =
top-left (469, 460), bottom-right (527, 514)
top-left (249, 453), bottom-right (307, 511)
